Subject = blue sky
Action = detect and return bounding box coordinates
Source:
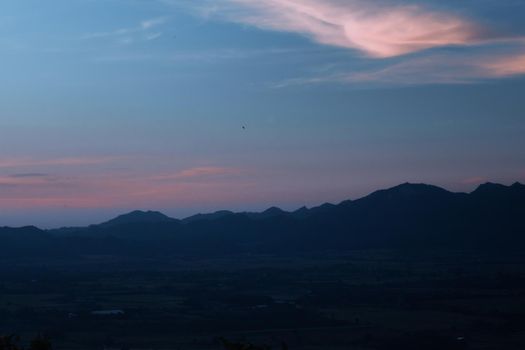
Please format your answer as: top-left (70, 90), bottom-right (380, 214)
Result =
top-left (0, 0), bottom-right (524, 227)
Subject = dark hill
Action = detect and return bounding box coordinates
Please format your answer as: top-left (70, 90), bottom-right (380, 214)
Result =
top-left (243, 206), bottom-right (288, 220)
top-left (182, 210), bottom-right (235, 223)
top-left (2, 182), bottom-right (524, 257)
top-left (99, 210), bottom-right (177, 227)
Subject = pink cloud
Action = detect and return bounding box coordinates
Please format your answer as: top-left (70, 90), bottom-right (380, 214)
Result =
top-left (211, 0), bottom-right (484, 58)
top-left (0, 165), bottom-right (246, 209)
top-left (175, 0), bottom-right (525, 84)
top-left (152, 166), bottom-right (241, 181)
top-left (461, 177), bottom-right (487, 185)
top-left (480, 53), bottom-right (525, 77)
top-left (178, 166), bottom-right (238, 178)
top-left (0, 175), bottom-right (52, 187)
top-left (342, 5), bottom-right (481, 58)
top-left (273, 50), bottom-right (525, 86)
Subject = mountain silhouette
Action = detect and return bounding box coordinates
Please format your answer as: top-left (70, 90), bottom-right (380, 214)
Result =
top-left (2, 182), bottom-right (524, 257)
top-left (244, 206), bottom-right (288, 220)
top-left (99, 210), bottom-right (177, 227)
top-left (182, 210), bottom-right (234, 223)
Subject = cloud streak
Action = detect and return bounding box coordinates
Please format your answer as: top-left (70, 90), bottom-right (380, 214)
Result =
top-left (481, 52), bottom-right (525, 77)
top-left (82, 17), bottom-right (167, 43)
top-left (152, 166), bottom-right (241, 181)
top-left (0, 156), bottom-right (125, 169)
top-left (0, 162), bottom-right (244, 209)
top-left (272, 50), bottom-right (525, 86)
top-left (176, 0), bottom-right (525, 85)
top-left (197, 0), bottom-right (487, 58)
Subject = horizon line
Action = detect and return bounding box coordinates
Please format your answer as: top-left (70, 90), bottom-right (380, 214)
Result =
top-left (2, 180), bottom-right (522, 231)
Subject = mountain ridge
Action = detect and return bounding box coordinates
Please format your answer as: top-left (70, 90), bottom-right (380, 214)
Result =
top-left (98, 210), bottom-right (178, 227)
top-left (1, 182), bottom-right (524, 258)
top-left (9, 181), bottom-right (525, 231)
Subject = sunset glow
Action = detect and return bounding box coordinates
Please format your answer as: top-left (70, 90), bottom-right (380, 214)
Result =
top-left (0, 0), bottom-right (524, 227)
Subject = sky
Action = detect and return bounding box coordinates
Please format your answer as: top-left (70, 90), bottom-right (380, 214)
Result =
top-left (0, 0), bottom-right (524, 227)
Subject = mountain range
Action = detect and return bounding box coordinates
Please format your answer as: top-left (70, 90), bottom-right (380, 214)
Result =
top-left (1, 182), bottom-right (524, 258)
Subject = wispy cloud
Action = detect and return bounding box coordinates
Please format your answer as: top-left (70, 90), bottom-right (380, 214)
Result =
top-left (145, 32), bottom-right (163, 41)
top-left (0, 160), bottom-right (245, 209)
top-left (152, 166), bottom-right (241, 181)
top-left (141, 17), bottom-right (167, 29)
top-left (82, 17), bottom-right (167, 43)
top-left (461, 177), bottom-right (487, 185)
top-left (9, 173), bottom-right (49, 178)
top-left (0, 156), bottom-right (125, 169)
top-left (0, 175), bottom-right (53, 188)
top-left (91, 47), bottom-right (299, 64)
top-left (174, 0), bottom-right (525, 85)
top-left (272, 49), bottom-right (525, 87)
top-left (481, 52), bottom-right (525, 77)
top-left (189, 0), bottom-right (489, 58)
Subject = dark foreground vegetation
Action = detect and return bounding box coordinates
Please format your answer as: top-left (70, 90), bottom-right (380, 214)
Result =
top-left (0, 334), bottom-right (51, 350)
top-left (2, 250), bottom-right (525, 349)
top-left (1, 182), bottom-right (524, 349)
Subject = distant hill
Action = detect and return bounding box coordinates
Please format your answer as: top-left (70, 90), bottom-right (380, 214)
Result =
top-left (99, 210), bottom-right (177, 227)
top-left (243, 207), bottom-right (288, 220)
top-left (182, 210), bottom-right (234, 223)
top-left (2, 182), bottom-right (525, 257)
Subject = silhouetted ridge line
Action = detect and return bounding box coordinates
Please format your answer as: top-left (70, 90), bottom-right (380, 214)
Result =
top-left (182, 210), bottom-right (235, 223)
top-left (1, 182), bottom-right (524, 257)
top-left (99, 210), bottom-right (177, 227)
